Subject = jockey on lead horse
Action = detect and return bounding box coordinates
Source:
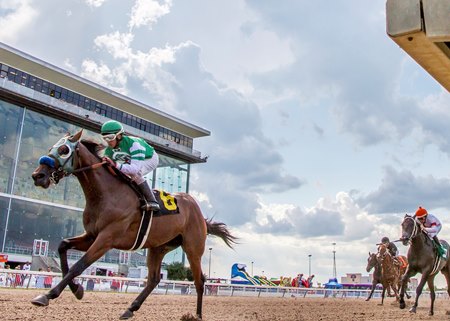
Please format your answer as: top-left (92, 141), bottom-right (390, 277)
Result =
top-left (414, 206), bottom-right (447, 259)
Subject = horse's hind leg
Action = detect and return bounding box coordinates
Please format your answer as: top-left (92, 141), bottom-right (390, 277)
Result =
top-left (58, 234), bottom-right (94, 299)
top-left (120, 246), bottom-right (168, 320)
top-left (440, 262), bottom-right (450, 298)
top-left (184, 249), bottom-right (205, 319)
top-left (31, 235), bottom-right (110, 306)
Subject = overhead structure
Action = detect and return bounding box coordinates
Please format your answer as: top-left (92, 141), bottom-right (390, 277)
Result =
top-left (386, 0), bottom-right (450, 92)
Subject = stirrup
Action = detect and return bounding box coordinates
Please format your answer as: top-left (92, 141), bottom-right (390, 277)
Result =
top-left (141, 201), bottom-right (160, 212)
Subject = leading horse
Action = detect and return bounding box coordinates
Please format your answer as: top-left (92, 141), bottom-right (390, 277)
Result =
top-left (399, 214), bottom-right (450, 315)
top-left (30, 130), bottom-right (237, 320)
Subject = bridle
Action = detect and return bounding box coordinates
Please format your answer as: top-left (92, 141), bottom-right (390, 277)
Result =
top-left (39, 135), bottom-right (106, 185)
top-left (401, 215), bottom-right (420, 245)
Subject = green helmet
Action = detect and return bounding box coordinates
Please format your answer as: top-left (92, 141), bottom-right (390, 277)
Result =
top-left (101, 120), bottom-right (124, 135)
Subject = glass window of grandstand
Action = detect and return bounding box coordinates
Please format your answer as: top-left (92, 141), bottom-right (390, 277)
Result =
top-left (15, 109), bottom-right (100, 208)
top-left (154, 155), bottom-right (189, 193)
top-left (0, 196), bottom-right (9, 251)
top-left (4, 198), bottom-right (83, 255)
top-left (0, 101), bottom-right (23, 194)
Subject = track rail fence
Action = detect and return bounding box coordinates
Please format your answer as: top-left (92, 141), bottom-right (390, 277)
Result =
top-left (0, 269), bottom-right (448, 300)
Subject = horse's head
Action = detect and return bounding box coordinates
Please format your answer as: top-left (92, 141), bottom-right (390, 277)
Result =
top-left (32, 130), bottom-right (83, 188)
top-left (400, 214), bottom-right (419, 246)
top-left (377, 243), bottom-right (387, 256)
top-left (366, 252), bottom-right (378, 272)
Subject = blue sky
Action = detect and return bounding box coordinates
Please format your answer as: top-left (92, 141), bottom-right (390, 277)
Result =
top-left (2, 0), bottom-right (450, 286)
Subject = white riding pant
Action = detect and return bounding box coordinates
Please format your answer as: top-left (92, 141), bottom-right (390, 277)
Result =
top-left (129, 152), bottom-right (159, 184)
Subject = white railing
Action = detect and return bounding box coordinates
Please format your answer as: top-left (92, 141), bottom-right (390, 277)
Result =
top-left (0, 269), bottom-right (448, 300)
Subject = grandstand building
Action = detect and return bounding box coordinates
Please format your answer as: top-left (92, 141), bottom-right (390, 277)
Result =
top-left (0, 42), bottom-right (210, 274)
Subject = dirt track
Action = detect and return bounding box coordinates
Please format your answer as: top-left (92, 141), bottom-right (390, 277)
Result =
top-left (1, 289), bottom-right (450, 321)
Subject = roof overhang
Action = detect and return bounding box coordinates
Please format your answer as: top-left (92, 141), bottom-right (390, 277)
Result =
top-left (0, 42), bottom-right (210, 138)
top-left (386, 0), bottom-right (450, 92)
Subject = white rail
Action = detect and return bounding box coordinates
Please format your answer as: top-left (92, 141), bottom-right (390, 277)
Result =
top-left (0, 269), bottom-right (447, 300)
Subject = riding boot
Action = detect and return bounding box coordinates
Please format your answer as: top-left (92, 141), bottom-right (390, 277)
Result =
top-left (433, 235), bottom-right (447, 259)
top-left (137, 182), bottom-right (160, 212)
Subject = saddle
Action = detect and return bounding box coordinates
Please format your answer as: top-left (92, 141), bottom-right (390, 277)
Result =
top-left (104, 163), bottom-right (179, 216)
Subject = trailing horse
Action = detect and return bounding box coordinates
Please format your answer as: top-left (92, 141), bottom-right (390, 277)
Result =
top-left (365, 248), bottom-right (399, 304)
top-left (377, 244), bottom-right (400, 301)
top-left (365, 252), bottom-right (382, 302)
top-left (30, 131), bottom-right (237, 320)
top-left (399, 214), bottom-right (450, 316)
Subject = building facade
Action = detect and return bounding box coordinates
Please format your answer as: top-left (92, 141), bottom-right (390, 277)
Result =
top-left (0, 43), bottom-right (210, 271)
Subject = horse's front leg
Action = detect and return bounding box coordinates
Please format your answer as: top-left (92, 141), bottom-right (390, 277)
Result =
top-left (380, 285), bottom-right (386, 305)
top-left (409, 272), bottom-right (429, 313)
top-left (427, 277), bottom-right (436, 316)
top-left (391, 279), bottom-right (400, 301)
top-left (399, 267), bottom-right (414, 309)
top-left (58, 233), bottom-right (94, 299)
top-left (31, 235), bottom-right (111, 307)
top-left (365, 281), bottom-right (376, 301)
top-left (120, 246), bottom-right (168, 320)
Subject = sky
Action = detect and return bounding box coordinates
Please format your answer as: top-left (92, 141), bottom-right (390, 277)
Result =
top-left (1, 0), bottom-right (450, 286)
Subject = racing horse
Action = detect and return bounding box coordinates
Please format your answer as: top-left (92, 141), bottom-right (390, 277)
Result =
top-left (365, 252), bottom-right (382, 302)
top-left (399, 214), bottom-right (450, 315)
top-left (365, 250), bottom-right (398, 304)
top-left (30, 130), bottom-right (237, 320)
top-left (377, 244), bottom-right (400, 301)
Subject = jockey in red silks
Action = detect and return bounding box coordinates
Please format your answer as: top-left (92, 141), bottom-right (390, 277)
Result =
top-left (415, 206), bottom-right (447, 259)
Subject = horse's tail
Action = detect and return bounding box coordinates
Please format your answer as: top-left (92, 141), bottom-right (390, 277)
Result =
top-left (206, 218), bottom-right (238, 249)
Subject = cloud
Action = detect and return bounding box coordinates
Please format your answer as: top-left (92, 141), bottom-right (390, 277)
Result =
top-left (356, 166), bottom-right (450, 214)
top-left (85, 0), bottom-right (108, 8)
top-left (253, 192), bottom-right (379, 240)
top-left (0, 0), bottom-right (38, 44)
top-left (128, 0), bottom-right (172, 30)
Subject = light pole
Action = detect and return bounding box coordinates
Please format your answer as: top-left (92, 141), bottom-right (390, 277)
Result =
top-left (308, 254), bottom-right (312, 276)
top-left (332, 242), bottom-right (336, 278)
top-left (251, 261), bottom-right (254, 276)
top-left (208, 247), bottom-right (212, 278)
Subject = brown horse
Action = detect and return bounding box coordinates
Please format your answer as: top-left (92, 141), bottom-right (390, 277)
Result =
top-left (399, 214), bottom-right (450, 316)
top-left (365, 252), bottom-right (382, 302)
top-left (30, 130), bottom-right (237, 320)
top-left (365, 250), bottom-right (395, 303)
top-left (377, 244), bottom-right (400, 301)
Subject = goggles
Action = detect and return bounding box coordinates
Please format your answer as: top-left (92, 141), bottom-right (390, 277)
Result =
top-left (102, 133), bottom-right (118, 142)
top-left (102, 129), bottom-right (123, 142)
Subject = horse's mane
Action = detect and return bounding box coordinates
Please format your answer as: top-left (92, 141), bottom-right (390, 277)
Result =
top-left (80, 139), bottom-right (105, 160)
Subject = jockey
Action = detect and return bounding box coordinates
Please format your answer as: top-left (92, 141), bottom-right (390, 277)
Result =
top-left (101, 120), bottom-right (160, 211)
top-left (381, 236), bottom-right (399, 257)
top-left (415, 206), bottom-right (447, 259)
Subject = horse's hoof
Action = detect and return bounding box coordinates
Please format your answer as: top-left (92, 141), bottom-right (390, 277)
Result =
top-left (429, 311), bottom-right (434, 316)
top-left (119, 310), bottom-right (134, 320)
top-left (399, 302), bottom-right (405, 309)
top-left (31, 294), bottom-right (49, 307)
top-left (409, 307), bottom-right (417, 313)
top-left (74, 284), bottom-right (84, 300)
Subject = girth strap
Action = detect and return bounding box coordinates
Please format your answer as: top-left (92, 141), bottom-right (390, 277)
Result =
top-left (128, 209), bottom-right (154, 251)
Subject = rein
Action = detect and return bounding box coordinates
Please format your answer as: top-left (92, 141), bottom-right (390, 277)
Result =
top-left (72, 160), bottom-right (108, 174)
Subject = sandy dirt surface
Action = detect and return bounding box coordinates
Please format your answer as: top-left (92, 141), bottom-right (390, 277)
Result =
top-left (1, 289), bottom-right (450, 321)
